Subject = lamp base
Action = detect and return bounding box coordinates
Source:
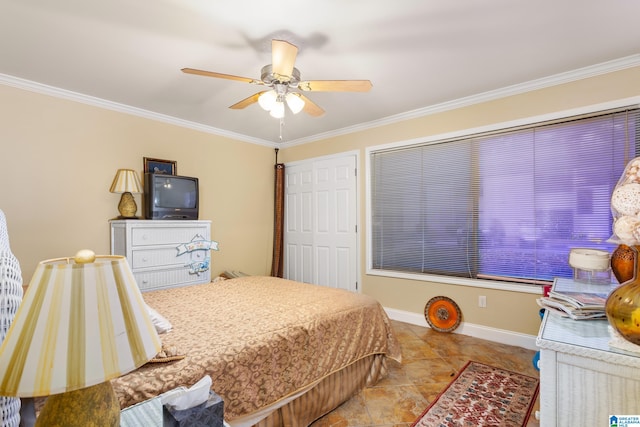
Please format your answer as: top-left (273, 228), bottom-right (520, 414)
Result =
top-left (117, 192), bottom-right (138, 218)
top-left (35, 382), bottom-right (120, 427)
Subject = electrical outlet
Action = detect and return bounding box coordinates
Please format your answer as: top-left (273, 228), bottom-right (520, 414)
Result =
top-left (478, 295), bottom-right (487, 308)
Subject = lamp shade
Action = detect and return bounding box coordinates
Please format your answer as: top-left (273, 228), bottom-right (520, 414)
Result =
top-left (109, 169), bottom-right (142, 194)
top-left (0, 251), bottom-right (161, 397)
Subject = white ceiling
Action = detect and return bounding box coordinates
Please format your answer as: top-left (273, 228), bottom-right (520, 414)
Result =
top-left (1, 0), bottom-right (639, 145)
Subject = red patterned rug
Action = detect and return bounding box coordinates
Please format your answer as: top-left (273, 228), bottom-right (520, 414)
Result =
top-left (411, 361), bottom-right (539, 427)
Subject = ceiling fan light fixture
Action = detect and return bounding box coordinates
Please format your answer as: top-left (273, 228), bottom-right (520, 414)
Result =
top-left (182, 39), bottom-right (365, 121)
top-left (285, 92), bottom-right (305, 114)
top-left (270, 101), bottom-right (285, 118)
top-left (258, 90), bottom-right (277, 111)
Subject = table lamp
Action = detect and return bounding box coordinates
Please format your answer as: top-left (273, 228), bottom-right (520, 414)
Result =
top-left (0, 250), bottom-right (161, 426)
top-left (110, 169), bottom-right (143, 218)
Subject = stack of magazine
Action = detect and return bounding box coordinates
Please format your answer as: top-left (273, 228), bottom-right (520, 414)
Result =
top-left (537, 289), bottom-right (609, 320)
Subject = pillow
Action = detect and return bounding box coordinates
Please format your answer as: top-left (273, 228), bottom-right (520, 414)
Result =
top-left (146, 304), bottom-right (172, 334)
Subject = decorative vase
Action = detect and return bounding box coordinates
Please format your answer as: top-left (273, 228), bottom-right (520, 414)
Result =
top-left (606, 245), bottom-right (640, 345)
top-left (611, 244), bottom-right (635, 284)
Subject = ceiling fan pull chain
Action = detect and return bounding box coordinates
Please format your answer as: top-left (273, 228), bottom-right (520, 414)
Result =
top-left (279, 117), bottom-right (284, 142)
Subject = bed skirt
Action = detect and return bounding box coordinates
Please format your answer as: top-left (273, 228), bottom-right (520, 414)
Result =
top-left (228, 353), bottom-right (388, 427)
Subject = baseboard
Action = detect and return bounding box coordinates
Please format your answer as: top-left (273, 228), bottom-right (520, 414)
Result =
top-left (384, 307), bottom-right (538, 351)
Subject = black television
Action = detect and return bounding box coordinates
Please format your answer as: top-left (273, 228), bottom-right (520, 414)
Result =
top-left (144, 173), bottom-right (199, 220)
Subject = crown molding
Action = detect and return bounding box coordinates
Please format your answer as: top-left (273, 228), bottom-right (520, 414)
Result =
top-left (281, 54), bottom-right (640, 148)
top-left (2, 53), bottom-right (639, 149)
top-left (0, 73), bottom-right (276, 148)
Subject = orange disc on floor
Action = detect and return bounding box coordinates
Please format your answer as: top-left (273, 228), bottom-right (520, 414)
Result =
top-left (424, 296), bottom-right (462, 332)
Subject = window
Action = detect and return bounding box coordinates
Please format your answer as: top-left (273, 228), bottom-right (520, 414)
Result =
top-left (370, 108), bottom-right (640, 285)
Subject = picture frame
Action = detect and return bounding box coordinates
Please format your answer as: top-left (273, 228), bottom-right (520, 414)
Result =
top-left (143, 157), bottom-right (177, 175)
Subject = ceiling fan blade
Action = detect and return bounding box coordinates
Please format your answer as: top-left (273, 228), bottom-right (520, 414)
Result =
top-left (298, 93), bottom-right (325, 117)
top-left (271, 40), bottom-right (298, 81)
top-left (182, 68), bottom-right (262, 85)
top-left (229, 91), bottom-right (267, 109)
top-left (298, 80), bottom-right (372, 92)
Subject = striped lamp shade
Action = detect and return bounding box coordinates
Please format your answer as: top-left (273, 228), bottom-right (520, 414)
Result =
top-left (0, 251), bottom-right (161, 397)
top-left (109, 169), bottom-right (142, 194)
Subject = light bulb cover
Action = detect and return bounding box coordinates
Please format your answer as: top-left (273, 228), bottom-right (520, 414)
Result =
top-left (258, 90), bottom-right (277, 111)
top-left (285, 92), bottom-right (305, 114)
top-left (270, 101), bottom-right (285, 118)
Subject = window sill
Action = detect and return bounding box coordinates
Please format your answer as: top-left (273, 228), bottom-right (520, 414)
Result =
top-left (366, 269), bottom-right (543, 295)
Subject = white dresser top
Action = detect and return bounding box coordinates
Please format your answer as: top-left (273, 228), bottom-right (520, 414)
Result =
top-left (537, 278), bottom-right (640, 366)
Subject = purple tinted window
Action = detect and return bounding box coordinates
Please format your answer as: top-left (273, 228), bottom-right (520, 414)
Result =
top-left (371, 109), bottom-right (639, 284)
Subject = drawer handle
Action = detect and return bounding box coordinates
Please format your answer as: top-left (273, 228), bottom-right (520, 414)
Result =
top-left (141, 279), bottom-right (148, 284)
top-left (142, 258), bottom-right (148, 262)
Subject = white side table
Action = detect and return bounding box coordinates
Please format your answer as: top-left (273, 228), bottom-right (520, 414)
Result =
top-left (536, 278), bottom-right (640, 426)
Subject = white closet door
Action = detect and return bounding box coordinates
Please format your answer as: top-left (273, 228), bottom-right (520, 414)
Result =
top-left (284, 154), bottom-right (358, 292)
top-left (284, 164), bottom-right (315, 284)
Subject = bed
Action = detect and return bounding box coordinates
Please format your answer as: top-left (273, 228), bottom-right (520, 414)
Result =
top-left (111, 275), bottom-right (402, 426)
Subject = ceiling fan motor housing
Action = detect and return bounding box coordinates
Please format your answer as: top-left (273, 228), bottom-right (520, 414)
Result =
top-left (261, 64), bottom-right (301, 87)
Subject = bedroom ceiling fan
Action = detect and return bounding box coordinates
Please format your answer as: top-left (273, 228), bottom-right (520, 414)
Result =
top-left (182, 39), bottom-right (372, 119)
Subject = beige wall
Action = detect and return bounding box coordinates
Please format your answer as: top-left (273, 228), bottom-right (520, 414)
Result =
top-left (281, 66), bottom-right (640, 336)
top-left (3, 66), bottom-right (638, 337)
top-left (0, 84), bottom-right (275, 283)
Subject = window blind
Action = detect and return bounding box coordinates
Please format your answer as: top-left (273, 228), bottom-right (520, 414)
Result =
top-left (371, 108), bottom-right (640, 285)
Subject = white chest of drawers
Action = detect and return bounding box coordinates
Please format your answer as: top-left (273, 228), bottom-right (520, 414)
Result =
top-left (110, 219), bottom-right (212, 292)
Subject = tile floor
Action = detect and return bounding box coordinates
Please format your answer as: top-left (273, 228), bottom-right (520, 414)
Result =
top-left (311, 320), bottom-right (540, 427)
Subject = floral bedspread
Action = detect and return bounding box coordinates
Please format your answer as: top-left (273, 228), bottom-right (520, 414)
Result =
top-left (111, 276), bottom-right (401, 421)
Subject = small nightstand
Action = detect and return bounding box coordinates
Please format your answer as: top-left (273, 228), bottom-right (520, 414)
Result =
top-left (536, 278), bottom-right (640, 426)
